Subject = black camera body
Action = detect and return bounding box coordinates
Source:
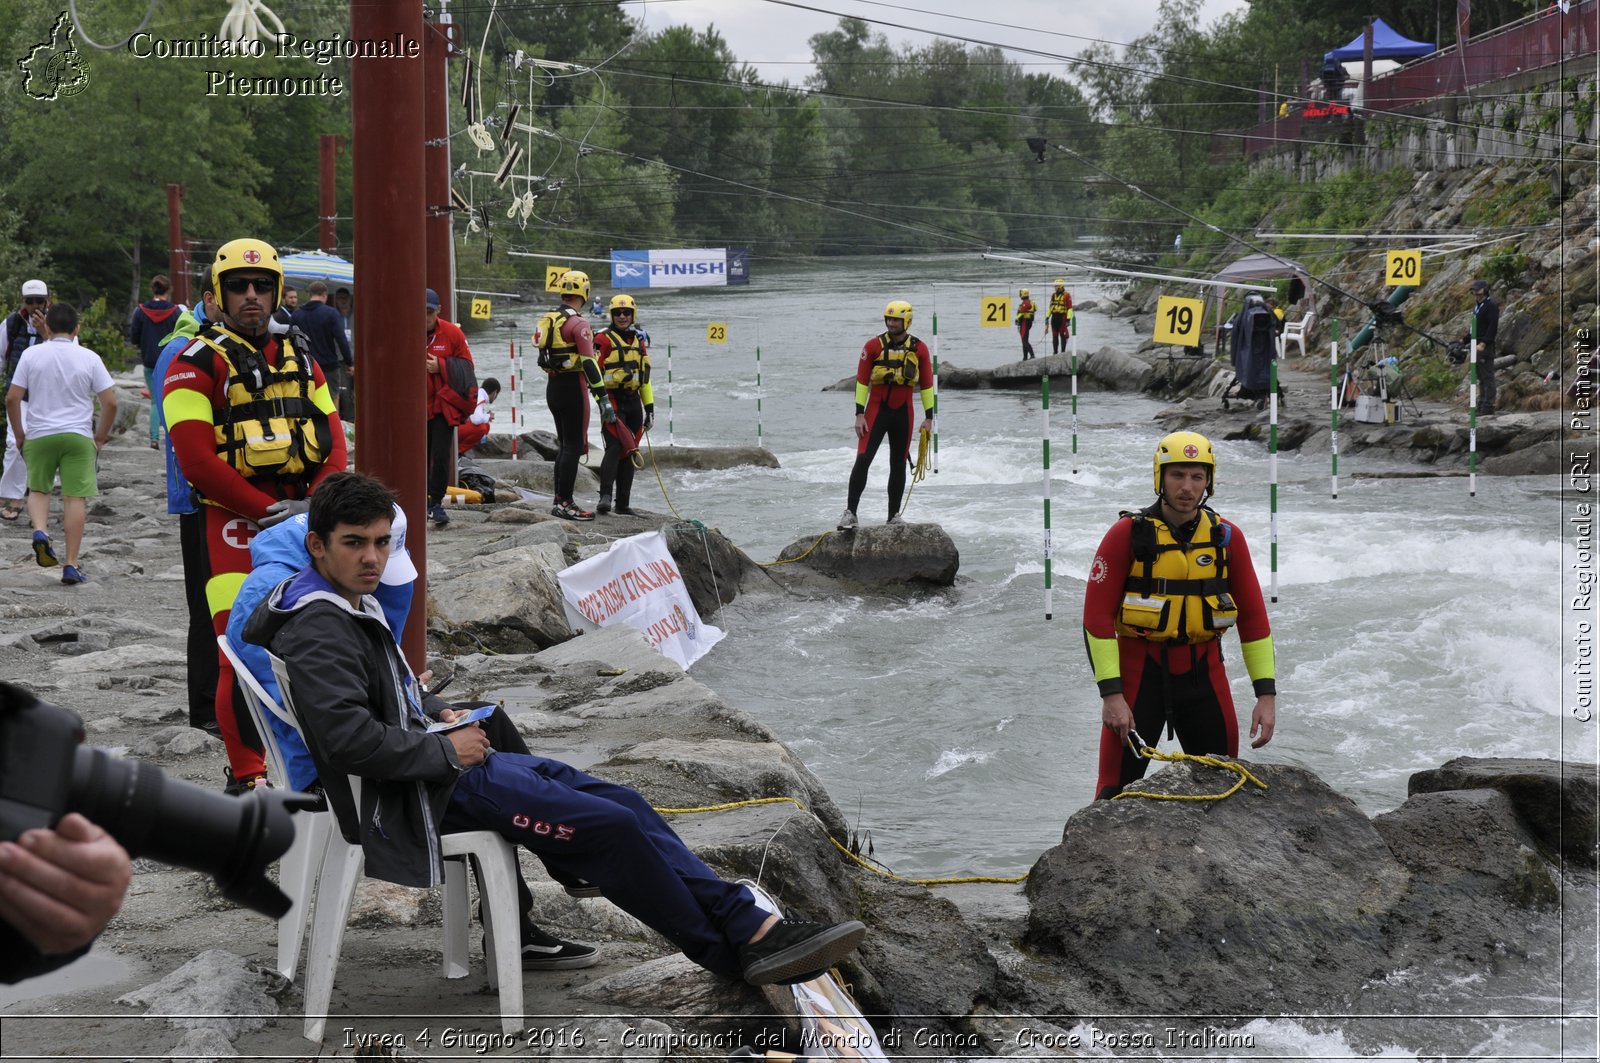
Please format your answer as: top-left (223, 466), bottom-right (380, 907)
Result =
top-left (1446, 340), bottom-right (1469, 365)
top-left (0, 681), bottom-right (314, 919)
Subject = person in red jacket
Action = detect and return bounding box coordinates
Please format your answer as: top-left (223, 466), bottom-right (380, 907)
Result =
top-left (1081, 431), bottom-right (1276, 799)
top-left (838, 300), bottom-right (935, 530)
top-left (424, 287), bottom-right (477, 526)
top-left (163, 237), bottom-right (346, 792)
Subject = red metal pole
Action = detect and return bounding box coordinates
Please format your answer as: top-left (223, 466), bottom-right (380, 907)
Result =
top-left (424, 18), bottom-right (454, 317)
top-left (166, 184), bottom-right (188, 307)
top-left (352, 0), bottom-right (429, 670)
top-left (319, 134), bottom-right (340, 254)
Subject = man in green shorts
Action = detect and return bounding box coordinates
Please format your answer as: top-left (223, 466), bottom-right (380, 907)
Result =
top-left (3, 303), bottom-right (118, 585)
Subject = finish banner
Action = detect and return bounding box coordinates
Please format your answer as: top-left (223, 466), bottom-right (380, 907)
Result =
top-left (557, 530), bottom-right (725, 669)
top-left (610, 248), bottom-right (750, 289)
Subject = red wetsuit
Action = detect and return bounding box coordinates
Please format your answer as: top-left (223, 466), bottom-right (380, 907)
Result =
top-left (845, 331), bottom-right (935, 519)
top-left (1082, 506), bottom-right (1274, 799)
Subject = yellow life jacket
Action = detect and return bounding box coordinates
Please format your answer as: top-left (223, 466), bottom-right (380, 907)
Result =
top-left (1048, 291), bottom-right (1069, 315)
top-left (537, 305), bottom-right (582, 372)
top-left (1016, 299), bottom-right (1035, 324)
top-left (200, 325), bottom-right (332, 480)
top-left (868, 331), bottom-right (921, 387)
top-left (599, 327), bottom-right (648, 389)
top-left (1115, 506), bottom-right (1239, 643)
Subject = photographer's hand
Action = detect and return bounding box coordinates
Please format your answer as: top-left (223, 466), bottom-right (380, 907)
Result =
top-left (0, 813), bottom-right (132, 955)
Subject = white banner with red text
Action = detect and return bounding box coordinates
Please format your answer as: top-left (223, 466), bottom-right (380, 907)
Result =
top-left (556, 530), bottom-right (724, 668)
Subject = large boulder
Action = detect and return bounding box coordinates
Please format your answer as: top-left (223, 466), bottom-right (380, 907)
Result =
top-left (1374, 788), bottom-right (1559, 908)
top-left (1405, 757), bottom-right (1599, 867)
top-left (1024, 761), bottom-right (1409, 1015)
top-left (1079, 346), bottom-right (1154, 391)
top-left (644, 445), bottom-right (780, 470)
top-left (773, 523), bottom-right (959, 587)
top-left (428, 541), bottom-right (574, 653)
top-left (664, 523), bottom-right (762, 617)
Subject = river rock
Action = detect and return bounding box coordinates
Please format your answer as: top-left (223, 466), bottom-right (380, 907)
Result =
top-left (664, 523), bottom-right (760, 616)
top-left (428, 541), bottom-right (574, 653)
top-left (1079, 345), bottom-right (1154, 390)
top-left (773, 523), bottom-right (959, 587)
top-left (644, 445), bottom-right (780, 470)
top-left (116, 948), bottom-right (277, 1040)
top-left (1405, 756), bottom-right (1599, 867)
top-left (1373, 788), bottom-right (1559, 908)
top-left (1024, 761), bottom-right (1409, 1015)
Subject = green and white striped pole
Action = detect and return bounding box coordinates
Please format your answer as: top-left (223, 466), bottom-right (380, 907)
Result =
top-left (1042, 373), bottom-right (1053, 620)
top-left (931, 308), bottom-right (940, 474)
top-left (1469, 315), bottom-right (1478, 497)
top-left (1070, 312), bottom-right (1080, 474)
top-left (666, 343), bottom-right (674, 447)
top-left (1269, 335), bottom-right (1280, 604)
top-left (1329, 321), bottom-right (1340, 498)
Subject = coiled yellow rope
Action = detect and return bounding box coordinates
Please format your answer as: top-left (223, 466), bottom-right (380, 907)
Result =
top-left (1112, 734), bottom-right (1268, 802)
top-left (654, 795), bottom-right (1028, 886)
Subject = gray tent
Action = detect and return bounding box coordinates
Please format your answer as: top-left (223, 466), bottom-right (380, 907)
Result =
top-left (1209, 253), bottom-right (1311, 339)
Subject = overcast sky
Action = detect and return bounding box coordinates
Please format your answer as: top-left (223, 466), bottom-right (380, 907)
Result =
top-left (629, 0), bottom-right (1249, 85)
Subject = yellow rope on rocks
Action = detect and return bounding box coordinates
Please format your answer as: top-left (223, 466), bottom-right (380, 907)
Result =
top-left (654, 795), bottom-right (1029, 886)
top-left (1112, 741), bottom-right (1268, 802)
top-left (759, 530), bottom-right (831, 567)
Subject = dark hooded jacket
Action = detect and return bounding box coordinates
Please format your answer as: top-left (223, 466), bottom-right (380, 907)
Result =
top-left (242, 566), bottom-right (461, 888)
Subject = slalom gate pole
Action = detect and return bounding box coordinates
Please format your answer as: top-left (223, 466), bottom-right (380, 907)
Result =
top-left (1042, 373), bottom-right (1053, 620)
top-left (931, 308), bottom-right (940, 473)
top-left (1070, 312), bottom-right (1080, 474)
top-left (666, 343), bottom-right (675, 447)
top-left (1269, 336), bottom-right (1280, 604)
top-left (1329, 321), bottom-right (1339, 498)
top-left (509, 340), bottom-right (519, 460)
top-left (1468, 315), bottom-right (1478, 498)
top-left (755, 343), bottom-right (764, 450)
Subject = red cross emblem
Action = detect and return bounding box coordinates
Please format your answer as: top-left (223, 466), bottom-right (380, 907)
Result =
top-left (221, 518), bottom-right (257, 550)
top-left (1183, 443), bottom-right (1199, 458)
top-left (242, 249), bottom-right (261, 264)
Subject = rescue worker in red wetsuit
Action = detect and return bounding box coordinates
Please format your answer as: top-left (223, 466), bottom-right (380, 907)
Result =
top-left (1081, 431), bottom-right (1276, 800)
top-left (1016, 288), bottom-right (1037, 360)
top-left (593, 294), bottom-right (653, 516)
top-left (536, 270), bottom-right (615, 522)
top-left (163, 237), bottom-right (346, 792)
top-left (1047, 279), bottom-right (1073, 355)
top-left (838, 300), bottom-right (935, 530)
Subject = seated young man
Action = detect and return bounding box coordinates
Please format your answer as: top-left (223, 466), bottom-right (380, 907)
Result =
top-left (243, 472), bottom-right (865, 986)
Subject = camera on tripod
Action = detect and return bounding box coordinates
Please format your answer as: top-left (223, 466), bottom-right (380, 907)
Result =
top-left (0, 681), bottom-right (315, 919)
top-left (1446, 339), bottom-right (1469, 365)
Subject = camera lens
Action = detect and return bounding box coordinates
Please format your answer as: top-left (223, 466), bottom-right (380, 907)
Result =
top-left (70, 746), bottom-right (301, 919)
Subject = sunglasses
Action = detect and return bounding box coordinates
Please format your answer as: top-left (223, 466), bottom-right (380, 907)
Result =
top-left (222, 276), bottom-right (275, 295)
top-left (22, 297), bottom-right (45, 306)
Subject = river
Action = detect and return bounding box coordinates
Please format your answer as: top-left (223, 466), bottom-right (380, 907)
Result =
top-left (474, 253), bottom-right (1594, 1061)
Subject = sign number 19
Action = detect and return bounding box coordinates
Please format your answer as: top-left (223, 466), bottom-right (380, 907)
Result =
top-left (1153, 294), bottom-right (1203, 346)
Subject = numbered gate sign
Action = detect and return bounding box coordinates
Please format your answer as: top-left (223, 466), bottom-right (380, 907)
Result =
top-left (1153, 294), bottom-right (1204, 346)
top-left (706, 322), bottom-right (728, 344)
top-left (545, 265), bottom-right (568, 292)
top-left (980, 295), bottom-right (1010, 327)
top-left (470, 298), bottom-right (492, 320)
top-left (1385, 249), bottom-right (1422, 286)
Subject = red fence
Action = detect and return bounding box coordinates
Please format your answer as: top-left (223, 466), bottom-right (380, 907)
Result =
top-left (1229, 2), bottom-right (1599, 159)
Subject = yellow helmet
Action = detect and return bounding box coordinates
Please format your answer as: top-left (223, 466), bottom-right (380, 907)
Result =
top-left (556, 269), bottom-right (590, 301)
top-left (883, 299), bottom-right (913, 329)
top-left (211, 238), bottom-right (282, 305)
top-left (1053, 278), bottom-right (1066, 289)
top-left (1019, 287), bottom-right (1030, 298)
top-left (1153, 431), bottom-right (1216, 496)
top-left (608, 293), bottom-right (636, 314)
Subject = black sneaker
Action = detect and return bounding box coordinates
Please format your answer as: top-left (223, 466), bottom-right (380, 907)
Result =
top-left (738, 918), bottom-right (866, 986)
top-left (430, 503), bottom-right (450, 526)
top-left (596, 492), bottom-right (612, 515)
top-left (493, 926), bottom-right (599, 971)
top-left (612, 505), bottom-right (635, 516)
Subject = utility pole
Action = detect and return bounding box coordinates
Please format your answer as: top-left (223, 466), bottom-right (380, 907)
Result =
top-left (351, 0), bottom-right (429, 670)
top-left (319, 134), bottom-right (343, 254)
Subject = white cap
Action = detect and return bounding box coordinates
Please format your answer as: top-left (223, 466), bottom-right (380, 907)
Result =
top-left (380, 503), bottom-right (418, 585)
top-left (21, 280), bottom-right (46, 297)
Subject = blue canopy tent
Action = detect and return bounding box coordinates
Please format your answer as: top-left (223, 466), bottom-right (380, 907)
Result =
top-left (1324, 18), bottom-right (1435, 62)
top-left (279, 251), bottom-right (354, 288)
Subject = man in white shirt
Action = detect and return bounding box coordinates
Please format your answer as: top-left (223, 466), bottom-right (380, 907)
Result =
top-left (4, 303), bottom-right (118, 585)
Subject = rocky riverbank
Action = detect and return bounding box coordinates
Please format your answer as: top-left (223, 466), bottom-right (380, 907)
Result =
top-left (2, 377), bottom-right (1593, 1061)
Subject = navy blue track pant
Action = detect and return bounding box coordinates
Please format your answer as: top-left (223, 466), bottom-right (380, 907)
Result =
top-left (441, 752), bottom-right (767, 977)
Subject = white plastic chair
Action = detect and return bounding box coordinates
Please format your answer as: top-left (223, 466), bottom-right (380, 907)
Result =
top-left (267, 652), bottom-right (525, 1042)
top-left (218, 635), bottom-right (332, 982)
top-left (1283, 311), bottom-right (1316, 358)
